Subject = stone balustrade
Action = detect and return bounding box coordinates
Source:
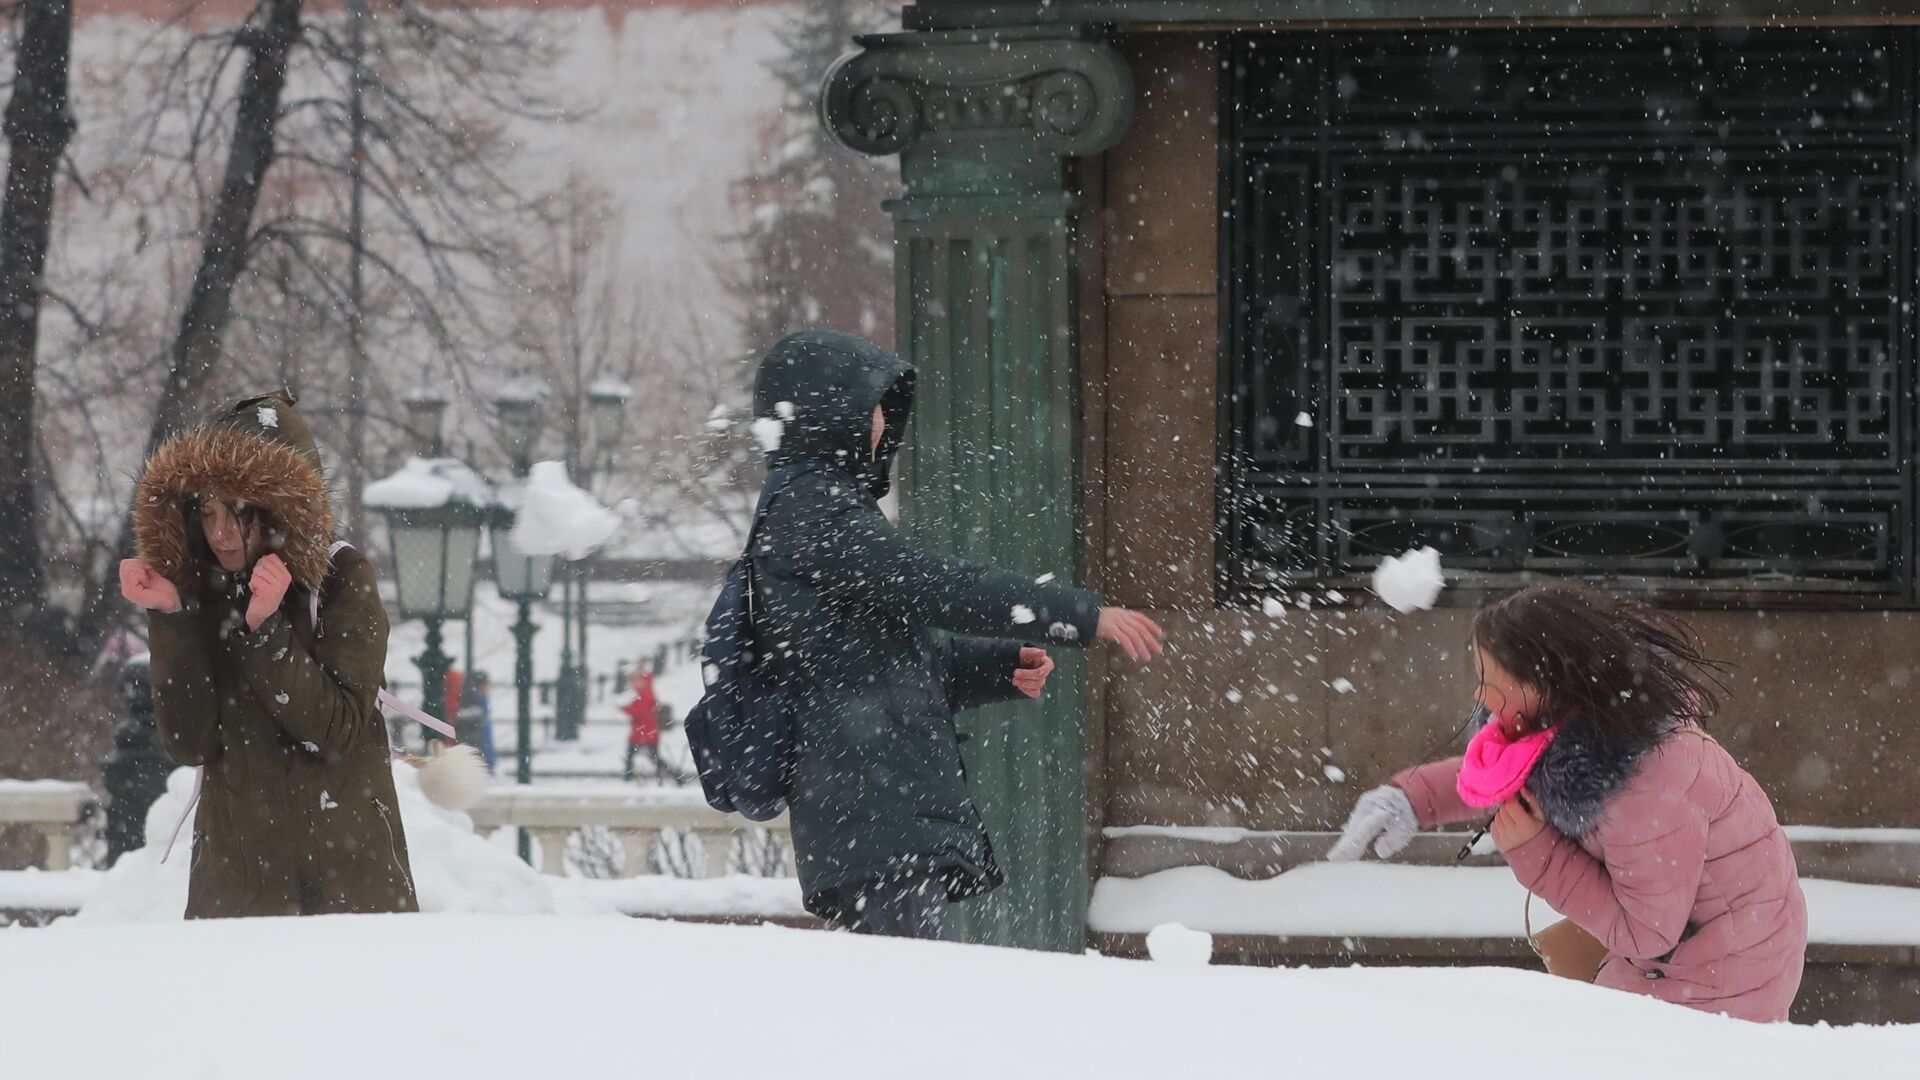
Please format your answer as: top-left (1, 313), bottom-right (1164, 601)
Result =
top-left (465, 785), bottom-right (790, 879)
top-left (0, 781), bottom-right (98, 871)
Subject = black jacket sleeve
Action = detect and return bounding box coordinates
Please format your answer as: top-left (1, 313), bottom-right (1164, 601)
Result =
top-left (228, 552), bottom-right (391, 755)
top-left (147, 607), bottom-right (223, 766)
top-left (762, 472), bottom-right (1103, 644)
top-left (941, 636), bottom-right (1028, 712)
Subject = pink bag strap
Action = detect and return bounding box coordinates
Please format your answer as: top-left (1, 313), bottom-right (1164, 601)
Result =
top-left (379, 687), bottom-right (457, 742)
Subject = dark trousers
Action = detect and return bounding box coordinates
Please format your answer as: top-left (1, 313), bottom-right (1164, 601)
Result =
top-left (624, 742), bottom-right (665, 781)
top-left (824, 874), bottom-right (948, 940)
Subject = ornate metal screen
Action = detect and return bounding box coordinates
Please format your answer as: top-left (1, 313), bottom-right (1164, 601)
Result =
top-left (1221, 28), bottom-right (1917, 603)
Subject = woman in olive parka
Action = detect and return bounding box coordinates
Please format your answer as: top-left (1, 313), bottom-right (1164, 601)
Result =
top-left (119, 391), bottom-right (416, 918)
top-left (750, 331), bottom-right (1163, 938)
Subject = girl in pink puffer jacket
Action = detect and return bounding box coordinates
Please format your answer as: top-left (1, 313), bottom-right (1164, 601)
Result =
top-left (1330, 585), bottom-right (1808, 1023)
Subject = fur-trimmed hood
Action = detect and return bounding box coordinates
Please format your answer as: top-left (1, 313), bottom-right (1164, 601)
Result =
top-left (1464, 708), bottom-right (1683, 837)
top-left (133, 390), bottom-right (335, 596)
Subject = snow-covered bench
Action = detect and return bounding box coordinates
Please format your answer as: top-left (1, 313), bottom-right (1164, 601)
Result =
top-left (466, 785), bottom-right (789, 879)
top-left (0, 780), bottom-right (97, 872)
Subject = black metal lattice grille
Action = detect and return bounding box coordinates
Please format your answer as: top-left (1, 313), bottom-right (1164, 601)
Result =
top-left (1221, 28), bottom-right (1917, 602)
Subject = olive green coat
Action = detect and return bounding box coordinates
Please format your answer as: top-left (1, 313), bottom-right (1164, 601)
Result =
top-left (137, 392), bottom-right (416, 918)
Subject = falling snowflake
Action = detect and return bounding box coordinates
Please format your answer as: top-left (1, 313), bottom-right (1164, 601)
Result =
top-left (1034, 572), bottom-right (1056, 585)
top-left (1294, 411), bottom-right (1314, 428)
top-left (1011, 605), bottom-right (1036, 625)
top-left (1331, 678), bottom-right (1355, 694)
top-left (1323, 764), bottom-right (1348, 783)
top-left (318, 791), bottom-right (338, 810)
top-left (275, 691), bottom-right (290, 705)
top-left (776, 400), bottom-right (797, 421)
top-left (257, 406), bottom-right (279, 429)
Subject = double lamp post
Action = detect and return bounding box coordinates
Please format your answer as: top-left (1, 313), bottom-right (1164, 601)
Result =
top-left (367, 378), bottom-right (625, 863)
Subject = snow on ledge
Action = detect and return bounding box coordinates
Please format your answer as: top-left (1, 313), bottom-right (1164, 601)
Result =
top-left (1090, 863), bottom-right (1920, 946)
top-left (554, 875), bottom-right (805, 919)
top-left (1107, 823), bottom-right (1920, 848)
top-left (0, 869), bottom-right (104, 912)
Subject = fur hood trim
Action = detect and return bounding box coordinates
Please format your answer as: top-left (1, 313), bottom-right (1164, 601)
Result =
top-left (1530, 719), bottom-right (1682, 837)
top-left (134, 425), bottom-right (335, 595)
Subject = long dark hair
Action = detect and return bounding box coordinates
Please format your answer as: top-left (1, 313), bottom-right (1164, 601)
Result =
top-left (181, 495), bottom-right (272, 583)
top-left (1470, 585), bottom-right (1727, 750)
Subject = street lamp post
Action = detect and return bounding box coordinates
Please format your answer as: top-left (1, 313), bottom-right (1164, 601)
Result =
top-left (366, 456), bottom-right (493, 747)
top-left (494, 378), bottom-right (551, 863)
top-left (491, 508), bottom-right (554, 864)
top-left (400, 389), bottom-right (472, 686)
top-left (400, 387), bottom-right (449, 456)
top-left (557, 377), bottom-right (633, 735)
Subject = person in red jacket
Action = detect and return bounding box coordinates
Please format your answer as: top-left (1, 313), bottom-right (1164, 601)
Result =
top-left (624, 668), bottom-right (664, 781)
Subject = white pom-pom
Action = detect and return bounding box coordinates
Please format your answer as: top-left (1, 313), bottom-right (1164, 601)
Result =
top-left (414, 745), bottom-right (488, 811)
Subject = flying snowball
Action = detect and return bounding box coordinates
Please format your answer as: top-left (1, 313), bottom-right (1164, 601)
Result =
top-left (1372, 546), bottom-right (1445, 613)
top-left (752, 417), bottom-right (785, 454)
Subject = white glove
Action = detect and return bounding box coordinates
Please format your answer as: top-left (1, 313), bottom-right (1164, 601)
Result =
top-left (1327, 784), bottom-right (1418, 862)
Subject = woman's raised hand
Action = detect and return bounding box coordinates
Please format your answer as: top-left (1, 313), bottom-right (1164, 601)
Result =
top-left (245, 555), bottom-right (293, 631)
top-left (119, 558), bottom-right (182, 613)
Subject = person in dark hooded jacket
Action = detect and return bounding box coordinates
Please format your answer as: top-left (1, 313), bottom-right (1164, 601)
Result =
top-left (118, 390), bottom-right (416, 918)
top-left (750, 330), bottom-right (1163, 938)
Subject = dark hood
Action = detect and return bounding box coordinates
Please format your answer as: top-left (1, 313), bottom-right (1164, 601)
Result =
top-left (133, 389), bottom-right (337, 595)
top-left (751, 330), bottom-right (913, 499)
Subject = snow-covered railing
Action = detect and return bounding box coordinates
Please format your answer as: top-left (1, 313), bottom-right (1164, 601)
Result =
top-left (0, 781), bottom-right (98, 871)
top-left (466, 786), bottom-right (788, 879)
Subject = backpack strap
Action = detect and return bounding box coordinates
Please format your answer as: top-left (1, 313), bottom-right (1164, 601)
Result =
top-left (311, 539), bottom-right (458, 742)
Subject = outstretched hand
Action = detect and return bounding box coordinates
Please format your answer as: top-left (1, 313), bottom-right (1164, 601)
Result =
top-left (119, 559), bottom-right (181, 613)
top-left (245, 554), bottom-right (293, 631)
top-left (1011, 646), bottom-right (1054, 699)
top-left (1096, 607), bottom-right (1164, 662)
top-left (1327, 784), bottom-right (1419, 862)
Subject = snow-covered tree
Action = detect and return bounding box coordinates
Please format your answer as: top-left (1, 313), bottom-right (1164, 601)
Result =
top-left (733, 0), bottom-right (896, 357)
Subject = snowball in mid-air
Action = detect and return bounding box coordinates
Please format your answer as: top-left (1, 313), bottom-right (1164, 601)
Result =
top-left (1146, 923), bottom-right (1214, 965)
top-left (1011, 605), bottom-right (1036, 625)
top-left (1372, 546), bottom-right (1445, 613)
top-left (416, 744), bottom-right (489, 812)
top-left (751, 417), bottom-right (784, 453)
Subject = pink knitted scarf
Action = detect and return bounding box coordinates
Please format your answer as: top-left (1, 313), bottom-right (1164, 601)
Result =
top-left (1456, 713), bottom-right (1558, 808)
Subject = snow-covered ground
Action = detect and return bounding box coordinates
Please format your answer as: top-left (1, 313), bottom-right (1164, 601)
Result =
top-left (2, 915), bottom-right (1914, 1078)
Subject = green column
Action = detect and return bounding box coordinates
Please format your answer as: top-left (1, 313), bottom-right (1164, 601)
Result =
top-left (824, 29), bottom-right (1132, 951)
